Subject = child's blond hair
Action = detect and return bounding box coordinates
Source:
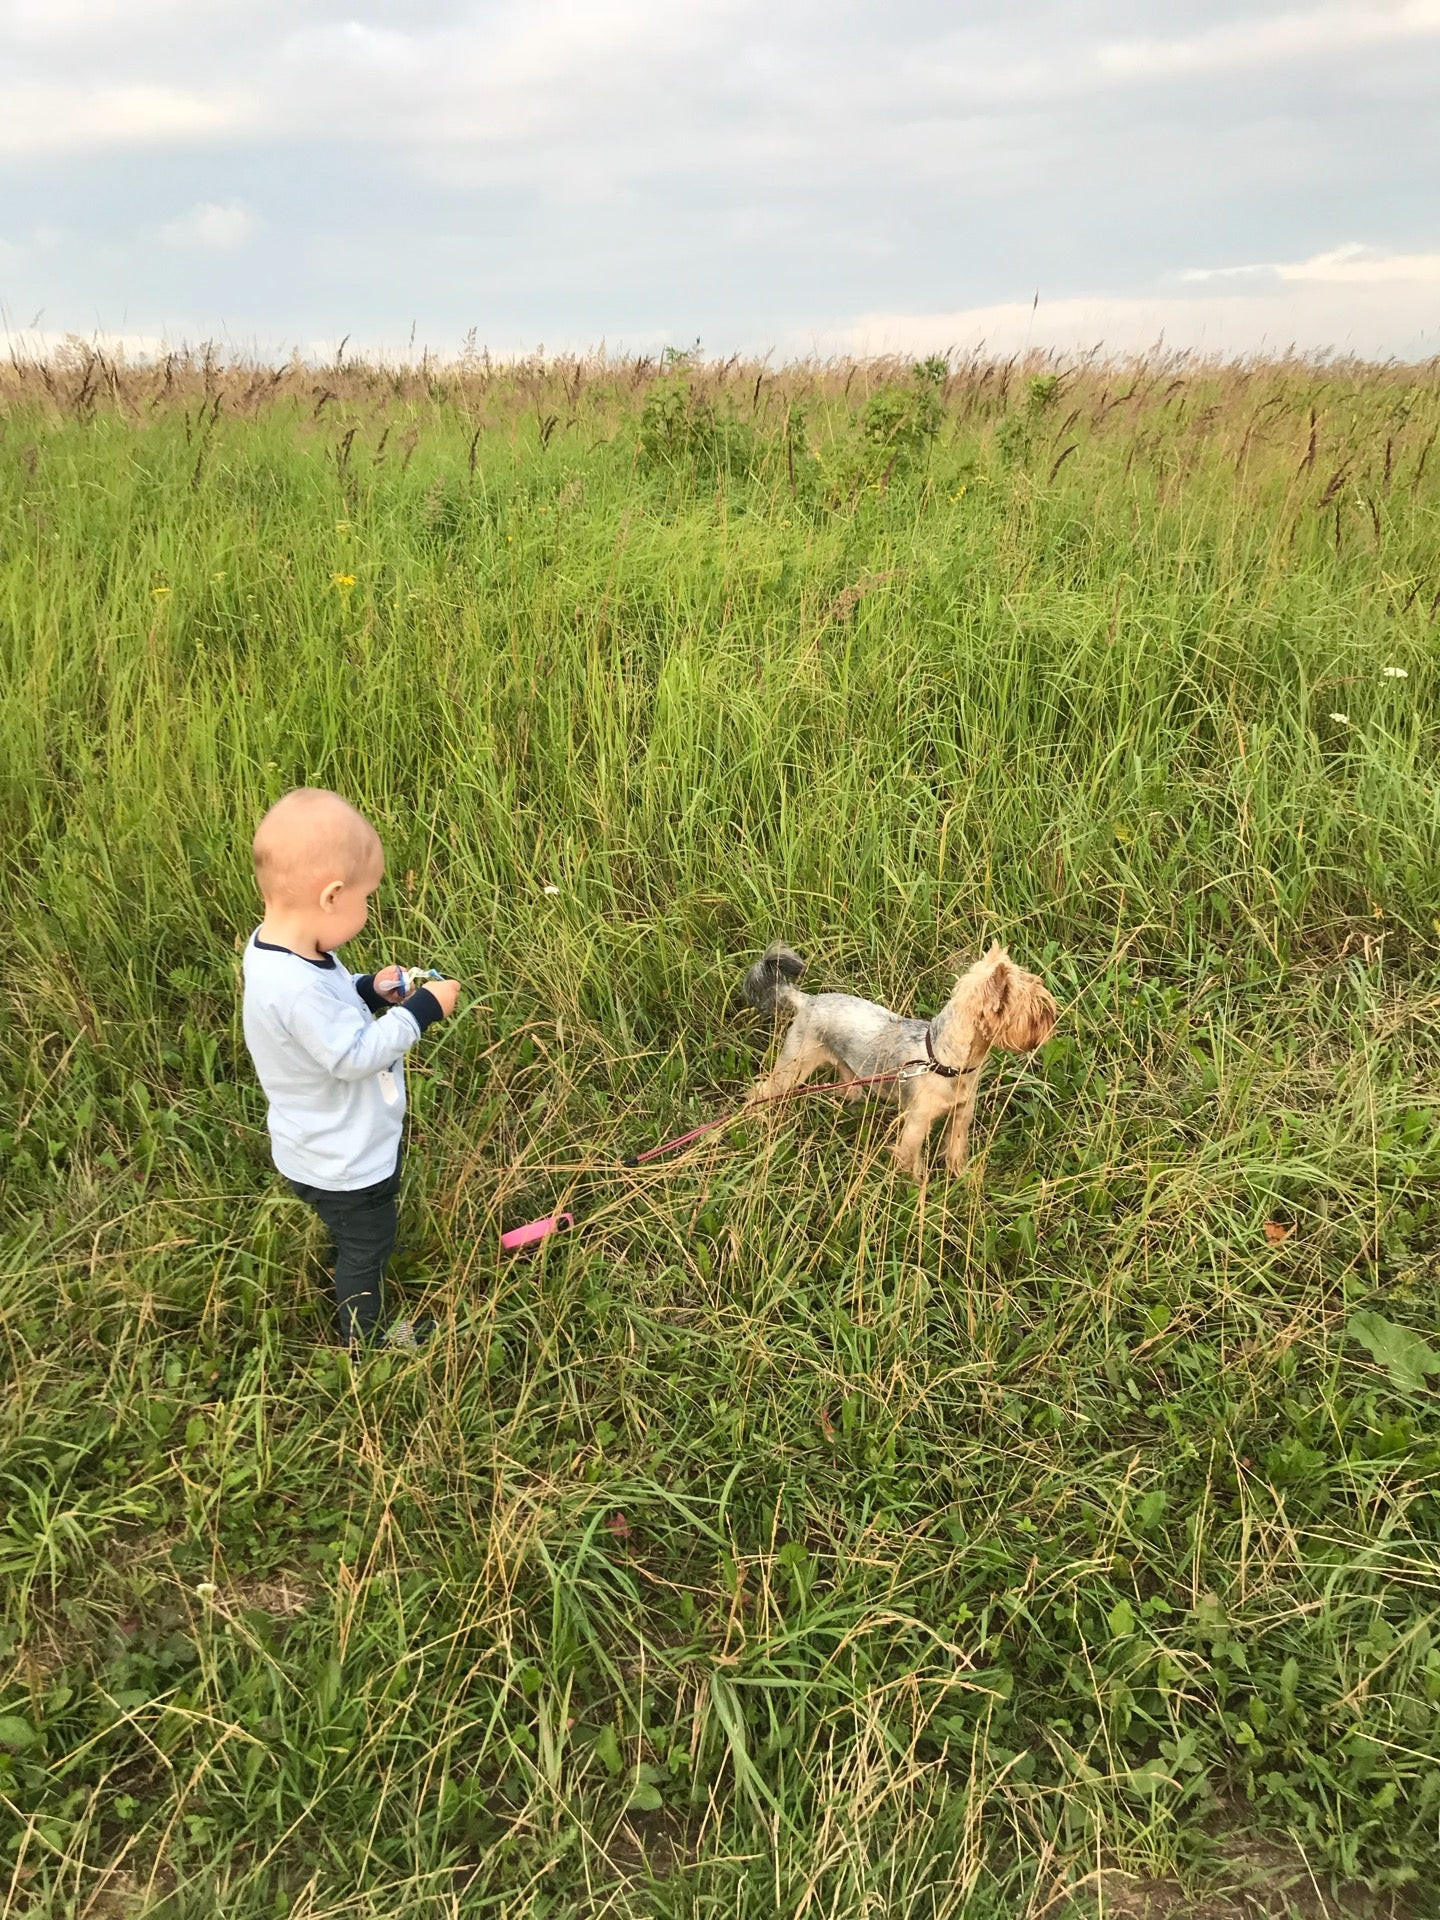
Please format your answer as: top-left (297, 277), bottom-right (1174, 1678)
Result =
top-left (253, 789), bottom-right (381, 903)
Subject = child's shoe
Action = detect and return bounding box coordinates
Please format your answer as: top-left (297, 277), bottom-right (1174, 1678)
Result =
top-left (380, 1315), bottom-right (438, 1352)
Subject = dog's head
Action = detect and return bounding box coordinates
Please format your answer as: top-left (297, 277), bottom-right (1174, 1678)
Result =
top-left (953, 943), bottom-right (1058, 1054)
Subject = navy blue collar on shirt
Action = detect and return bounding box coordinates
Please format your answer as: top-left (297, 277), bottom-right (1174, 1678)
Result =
top-left (253, 934), bottom-right (337, 970)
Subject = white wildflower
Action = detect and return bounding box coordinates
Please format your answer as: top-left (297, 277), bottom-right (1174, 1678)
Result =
top-left (194, 1582), bottom-right (219, 1599)
top-left (1382, 666), bottom-right (1408, 679)
top-left (1329, 712), bottom-right (1350, 724)
top-left (542, 884), bottom-right (560, 896)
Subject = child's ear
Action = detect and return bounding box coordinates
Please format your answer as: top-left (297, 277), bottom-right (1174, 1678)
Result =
top-left (318, 878), bottom-right (346, 912)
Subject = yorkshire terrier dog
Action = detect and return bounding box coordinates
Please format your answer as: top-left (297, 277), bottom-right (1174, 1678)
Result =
top-left (743, 942), bottom-right (1057, 1179)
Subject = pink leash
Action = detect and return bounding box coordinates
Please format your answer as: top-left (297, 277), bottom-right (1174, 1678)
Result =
top-left (501, 1059), bottom-right (937, 1251)
top-left (622, 1063), bottom-right (924, 1166)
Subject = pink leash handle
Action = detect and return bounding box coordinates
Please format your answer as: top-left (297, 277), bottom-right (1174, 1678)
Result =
top-left (499, 1212), bottom-right (573, 1250)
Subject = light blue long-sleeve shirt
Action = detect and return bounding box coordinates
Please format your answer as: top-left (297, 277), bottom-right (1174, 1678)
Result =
top-left (241, 933), bottom-right (442, 1190)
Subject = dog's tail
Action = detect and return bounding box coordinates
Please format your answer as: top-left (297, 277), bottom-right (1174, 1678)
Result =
top-left (743, 943), bottom-right (806, 1018)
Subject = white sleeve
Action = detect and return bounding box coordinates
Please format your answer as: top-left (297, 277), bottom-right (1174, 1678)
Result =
top-left (284, 987), bottom-right (422, 1083)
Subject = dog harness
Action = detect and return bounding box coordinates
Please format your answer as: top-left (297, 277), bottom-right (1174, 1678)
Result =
top-left (924, 1026), bottom-right (976, 1078)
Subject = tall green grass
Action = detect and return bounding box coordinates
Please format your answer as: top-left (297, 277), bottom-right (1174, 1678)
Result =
top-left (1, 349), bottom-right (1438, 1917)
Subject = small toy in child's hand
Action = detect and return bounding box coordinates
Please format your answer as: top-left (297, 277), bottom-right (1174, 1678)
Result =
top-left (395, 966), bottom-right (445, 1000)
top-left (500, 1213), bottom-right (573, 1253)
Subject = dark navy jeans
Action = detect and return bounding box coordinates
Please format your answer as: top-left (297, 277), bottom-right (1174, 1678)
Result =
top-left (287, 1158), bottom-right (400, 1345)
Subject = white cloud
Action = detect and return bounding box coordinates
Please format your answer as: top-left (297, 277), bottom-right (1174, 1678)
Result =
top-left (811, 246), bottom-right (1440, 363)
top-left (159, 200), bottom-right (259, 251)
top-left (1182, 242), bottom-right (1440, 284)
top-left (1100, 1), bottom-right (1440, 79)
top-left (0, 2), bottom-right (1430, 182)
top-left (0, 0), bottom-right (192, 32)
top-left (0, 83), bottom-right (250, 155)
top-left (272, 0), bottom-right (756, 183)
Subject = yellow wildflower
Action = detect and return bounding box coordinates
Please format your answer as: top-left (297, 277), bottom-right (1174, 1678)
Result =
top-left (332, 572), bottom-right (356, 590)
top-left (152, 585), bottom-right (171, 598)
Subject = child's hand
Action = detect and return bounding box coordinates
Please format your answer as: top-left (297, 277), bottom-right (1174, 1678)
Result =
top-left (428, 978), bottom-right (462, 1018)
top-left (373, 965), bottom-right (406, 1004)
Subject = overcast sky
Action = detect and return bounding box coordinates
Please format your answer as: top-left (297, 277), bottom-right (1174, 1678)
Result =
top-left (2, 0), bottom-right (1438, 362)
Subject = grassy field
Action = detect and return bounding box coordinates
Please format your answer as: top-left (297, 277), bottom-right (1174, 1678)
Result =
top-left (2, 344), bottom-right (1439, 1919)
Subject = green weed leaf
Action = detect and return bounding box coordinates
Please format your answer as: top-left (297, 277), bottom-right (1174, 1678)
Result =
top-left (1347, 1312), bottom-right (1440, 1392)
top-left (1108, 1598), bottom-right (1137, 1640)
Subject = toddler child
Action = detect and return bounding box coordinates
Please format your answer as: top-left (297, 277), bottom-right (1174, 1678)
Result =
top-left (241, 787), bottom-right (460, 1348)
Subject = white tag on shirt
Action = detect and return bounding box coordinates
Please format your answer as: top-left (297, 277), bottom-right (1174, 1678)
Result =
top-left (377, 1069), bottom-right (399, 1106)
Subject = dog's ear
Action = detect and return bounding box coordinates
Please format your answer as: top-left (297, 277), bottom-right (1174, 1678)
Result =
top-left (948, 940), bottom-right (1006, 976)
top-left (980, 949), bottom-right (1012, 1019)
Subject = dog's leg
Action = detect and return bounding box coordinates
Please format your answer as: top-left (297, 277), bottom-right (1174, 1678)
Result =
top-left (752, 1042), bottom-right (835, 1103)
top-left (944, 1079), bottom-right (982, 1174)
top-left (749, 1018), bottom-right (835, 1105)
top-left (944, 1103), bottom-right (974, 1173)
top-left (892, 1083), bottom-right (945, 1180)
